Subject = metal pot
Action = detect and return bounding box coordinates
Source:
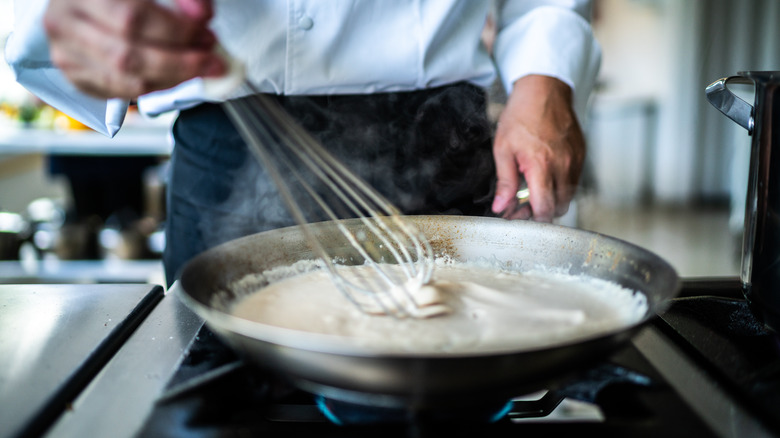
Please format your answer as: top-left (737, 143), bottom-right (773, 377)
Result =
top-left (173, 215), bottom-right (679, 409)
top-left (706, 71), bottom-right (780, 332)
top-left (0, 212), bottom-right (28, 260)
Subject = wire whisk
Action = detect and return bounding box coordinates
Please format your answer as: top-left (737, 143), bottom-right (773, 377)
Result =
top-left (221, 82), bottom-right (446, 318)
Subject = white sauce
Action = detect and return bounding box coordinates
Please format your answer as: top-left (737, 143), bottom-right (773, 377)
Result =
top-left (229, 262), bottom-right (648, 353)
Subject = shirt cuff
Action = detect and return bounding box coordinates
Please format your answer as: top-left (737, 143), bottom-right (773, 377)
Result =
top-left (494, 6), bottom-right (601, 117)
top-left (4, 1), bottom-right (128, 137)
top-left (7, 65), bottom-right (128, 137)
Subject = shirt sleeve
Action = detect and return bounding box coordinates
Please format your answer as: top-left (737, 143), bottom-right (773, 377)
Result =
top-left (493, 0), bottom-right (601, 117)
top-left (4, 0), bottom-right (128, 137)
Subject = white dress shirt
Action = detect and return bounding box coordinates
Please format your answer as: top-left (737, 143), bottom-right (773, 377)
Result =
top-left (5, 0), bottom-right (600, 136)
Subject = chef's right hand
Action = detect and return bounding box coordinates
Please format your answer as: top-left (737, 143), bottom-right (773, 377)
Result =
top-left (43, 0), bottom-right (227, 99)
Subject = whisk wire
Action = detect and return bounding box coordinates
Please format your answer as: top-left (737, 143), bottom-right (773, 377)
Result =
top-left (289, 137), bottom-right (427, 284)
top-left (221, 82), bottom-right (434, 317)
top-left (277, 111), bottom-right (434, 286)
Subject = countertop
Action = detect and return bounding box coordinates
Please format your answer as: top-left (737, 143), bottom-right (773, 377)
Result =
top-left (0, 126), bottom-right (172, 156)
top-left (0, 283), bottom-right (165, 438)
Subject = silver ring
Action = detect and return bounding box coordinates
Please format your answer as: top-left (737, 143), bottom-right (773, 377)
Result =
top-left (515, 187), bottom-right (530, 206)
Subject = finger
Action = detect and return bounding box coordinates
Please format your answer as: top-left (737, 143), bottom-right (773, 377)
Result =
top-left (503, 203), bottom-right (533, 220)
top-left (72, 0), bottom-right (214, 48)
top-left (499, 175), bottom-right (533, 220)
top-left (523, 166), bottom-right (555, 223)
top-left (106, 42), bottom-right (223, 87)
top-left (58, 44), bottom-right (222, 98)
top-left (548, 160), bottom-right (571, 217)
top-left (54, 46), bottom-right (146, 99)
top-left (554, 180), bottom-right (575, 217)
top-left (491, 146), bottom-right (520, 215)
top-left (51, 12), bottom-right (223, 97)
top-left (553, 147), bottom-right (583, 217)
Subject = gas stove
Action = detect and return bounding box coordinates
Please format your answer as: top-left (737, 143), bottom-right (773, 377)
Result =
top-left (133, 326), bottom-right (717, 437)
top-left (4, 278), bottom-right (780, 438)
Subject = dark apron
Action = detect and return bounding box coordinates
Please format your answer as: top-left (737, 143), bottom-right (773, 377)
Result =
top-left (164, 82), bottom-right (496, 285)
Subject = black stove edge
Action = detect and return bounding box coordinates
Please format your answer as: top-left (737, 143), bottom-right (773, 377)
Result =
top-left (678, 277), bottom-right (743, 299)
top-left (634, 323), bottom-right (777, 438)
top-left (653, 280), bottom-right (780, 438)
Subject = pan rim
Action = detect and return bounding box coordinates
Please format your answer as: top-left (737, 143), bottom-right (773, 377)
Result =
top-left (173, 279), bottom-right (673, 359)
top-left (175, 215), bottom-right (681, 358)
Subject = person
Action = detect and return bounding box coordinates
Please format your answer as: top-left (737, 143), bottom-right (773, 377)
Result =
top-left (5, 0), bottom-right (601, 286)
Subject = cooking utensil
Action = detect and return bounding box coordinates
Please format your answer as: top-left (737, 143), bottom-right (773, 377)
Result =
top-left (197, 40), bottom-right (437, 317)
top-left (220, 84), bottom-right (436, 318)
top-left (173, 215), bottom-right (680, 409)
top-left (706, 71), bottom-right (780, 332)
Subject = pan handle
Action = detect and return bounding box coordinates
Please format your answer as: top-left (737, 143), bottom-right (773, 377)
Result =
top-left (705, 76), bottom-right (754, 135)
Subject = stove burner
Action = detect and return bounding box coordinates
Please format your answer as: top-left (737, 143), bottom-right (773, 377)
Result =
top-left (138, 321), bottom-right (725, 437)
top-left (315, 396), bottom-right (515, 425)
top-left (556, 362), bottom-right (654, 402)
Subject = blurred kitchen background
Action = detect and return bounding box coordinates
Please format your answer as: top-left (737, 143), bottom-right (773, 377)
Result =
top-left (1, 0), bottom-right (778, 284)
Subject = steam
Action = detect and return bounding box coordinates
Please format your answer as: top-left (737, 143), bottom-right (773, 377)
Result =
top-left (198, 84), bottom-right (496, 250)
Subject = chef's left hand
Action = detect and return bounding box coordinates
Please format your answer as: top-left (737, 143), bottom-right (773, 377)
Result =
top-left (491, 75), bottom-right (586, 223)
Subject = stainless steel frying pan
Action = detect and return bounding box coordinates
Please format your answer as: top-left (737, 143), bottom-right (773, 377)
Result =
top-left (173, 215), bottom-right (679, 409)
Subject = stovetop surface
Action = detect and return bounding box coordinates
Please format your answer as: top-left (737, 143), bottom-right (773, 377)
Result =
top-left (137, 326), bottom-right (715, 437)
top-left (135, 278), bottom-right (780, 437)
top-left (655, 279), bottom-right (780, 435)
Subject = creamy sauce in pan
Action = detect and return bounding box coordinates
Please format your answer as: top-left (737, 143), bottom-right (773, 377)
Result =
top-left (229, 263), bottom-right (648, 353)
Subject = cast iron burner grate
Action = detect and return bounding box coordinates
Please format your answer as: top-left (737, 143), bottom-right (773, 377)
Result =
top-left (137, 325), bottom-right (719, 437)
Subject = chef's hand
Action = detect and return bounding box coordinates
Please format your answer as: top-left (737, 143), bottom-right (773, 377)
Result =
top-left (43, 0), bottom-right (226, 99)
top-left (491, 75), bottom-right (586, 223)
